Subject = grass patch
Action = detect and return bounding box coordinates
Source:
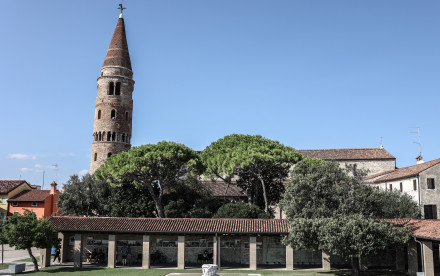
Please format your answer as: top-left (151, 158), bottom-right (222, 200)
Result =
top-left (0, 263), bottom-right (11, 270)
top-left (15, 255), bottom-right (40, 263)
top-left (28, 267), bottom-right (407, 276)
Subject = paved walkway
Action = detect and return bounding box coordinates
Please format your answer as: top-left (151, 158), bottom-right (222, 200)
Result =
top-left (0, 245), bottom-right (40, 275)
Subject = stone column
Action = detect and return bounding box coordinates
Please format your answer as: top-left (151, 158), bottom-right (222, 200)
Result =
top-left (40, 248), bottom-right (51, 268)
top-left (142, 235), bottom-right (150, 269)
top-left (395, 247), bottom-right (405, 273)
top-left (213, 235), bottom-right (220, 269)
top-left (322, 251), bottom-right (331, 270)
top-left (58, 232), bottom-right (68, 263)
top-left (286, 245), bottom-right (294, 270)
top-left (178, 236), bottom-right (185, 269)
top-left (407, 239), bottom-right (418, 276)
top-left (423, 241), bottom-right (434, 276)
top-left (249, 236), bottom-right (257, 270)
top-left (74, 233), bottom-right (83, 268)
top-left (108, 234), bottom-right (117, 268)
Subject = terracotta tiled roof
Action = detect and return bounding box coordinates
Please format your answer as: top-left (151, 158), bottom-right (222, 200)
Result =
top-left (364, 170), bottom-right (395, 181)
top-left (373, 158), bottom-right (440, 183)
top-left (102, 16), bottom-right (131, 70)
top-left (203, 181), bottom-right (246, 197)
top-left (8, 190), bottom-right (50, 202)
top-left (387, 219), bottom-right (440, 240)
top-left (48, 217), bottom-right (289, 234)
top-left (297, 148), bottom-right (395, 161)
top-left (0, 180), bottom-right (27, 194)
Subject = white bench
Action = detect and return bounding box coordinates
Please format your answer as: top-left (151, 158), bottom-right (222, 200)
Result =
top-left (8, 263), bottom-right (26, 274)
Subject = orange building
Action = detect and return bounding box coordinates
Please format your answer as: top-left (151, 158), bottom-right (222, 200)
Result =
top-left (8, 182), bottom-right (60, 219)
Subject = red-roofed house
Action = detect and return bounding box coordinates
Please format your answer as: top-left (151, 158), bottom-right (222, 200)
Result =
top-left (367, 158), bottom-right (440, 219)
top-left (7, 181), bottom-right (60, 219)
top-left (0, 180), bottom-right (32, 220)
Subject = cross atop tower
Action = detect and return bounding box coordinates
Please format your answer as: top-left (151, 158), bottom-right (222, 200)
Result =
top-left (118, 3), bottom-right (126, 14)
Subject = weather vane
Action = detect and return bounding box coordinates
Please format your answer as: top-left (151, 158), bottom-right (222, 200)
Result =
top-left (118, 3), bottom-right (126, 14)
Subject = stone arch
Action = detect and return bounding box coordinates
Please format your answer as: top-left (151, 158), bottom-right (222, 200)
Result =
top-left (108, 82), bottom-right (114, 95)
top-left (115, 82), bottom-right (121, 95)
top-left (107, 131), bottom-right (111, 141)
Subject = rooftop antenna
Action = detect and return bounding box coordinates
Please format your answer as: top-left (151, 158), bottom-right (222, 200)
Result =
top-left (42, 171), bottom-right (45, 190)
top-left (409, 127), bottom-right (422, 159)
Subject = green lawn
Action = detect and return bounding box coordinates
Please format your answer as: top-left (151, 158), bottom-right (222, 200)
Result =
top-left (0, 256), bottom-right (40, 270)
top-left (15, 255), bottom-right (40, 263)
top-left (28, 267), bottom-right (408, 276)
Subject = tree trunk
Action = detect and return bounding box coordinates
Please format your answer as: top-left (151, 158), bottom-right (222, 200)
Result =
top-left (144, 182), bottom-right (165, 218)
top-left (351, 256), bottom-right (360, 276)
top-left (27, 248), bottom-right (39, 271)
top-left (257, 175), bottom-right (269, 213)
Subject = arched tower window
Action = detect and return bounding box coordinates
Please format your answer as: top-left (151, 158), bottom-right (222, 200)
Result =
top-left (125, 111), bottom-right (129, 120)
top-left (94, 153), bottom-right (97, 161)
top-left (98, 110), bottom-right (101, 120)
top-left (112, 132), bottom-right (116, 141)
top-left (115, 82), bottom-right (121, 95)
top-left (111, 110), bottom-right (116, 119)
top-left (94, 133), bottom-right (98, 141)
top-left (107, 131), bottom-right (111, 141)
top-left (108, 152), bottom-right (112, 158)
top-left (121, 134), bottom-right (125, 142)
top-left (108, 82), bottom-right (114, 95)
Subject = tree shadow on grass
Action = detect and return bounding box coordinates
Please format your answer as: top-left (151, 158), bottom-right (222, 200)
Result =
top-left (320, 271), bottom-right (407, 276)
top-left (19, 267), bottom-right (106, 274)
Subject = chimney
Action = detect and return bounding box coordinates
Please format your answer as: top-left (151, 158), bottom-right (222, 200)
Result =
top-left (416, 155), bottom-right (424, 165)
top-left (61, 185), bottom-right (66, 193)
top-left (50, 181), bottom-right (57, 195)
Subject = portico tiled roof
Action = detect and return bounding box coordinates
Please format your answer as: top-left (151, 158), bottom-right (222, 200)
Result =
top-left (48, 217), bottom-right (289, 234)
top-left (373, 158), bottom-right (440, 183)
top-left (387, 219), bottom-right (440, 241)
top-left (297, 148), bottom-right (395, 161)
top-left (8, 190), bottom-right (50, 202)
top-left (0, 180), bottom-right (28, 194)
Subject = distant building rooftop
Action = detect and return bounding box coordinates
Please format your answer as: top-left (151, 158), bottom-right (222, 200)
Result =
top-left (0, 180), bottom-right (28, 194)
top-left (297, 148), bottom-right (395, 161)
top-left (371, 158), bottom-right (440, 183)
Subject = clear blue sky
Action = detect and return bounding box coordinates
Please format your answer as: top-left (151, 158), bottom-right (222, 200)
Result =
top-left (1, 0), bottom-right (439, 188)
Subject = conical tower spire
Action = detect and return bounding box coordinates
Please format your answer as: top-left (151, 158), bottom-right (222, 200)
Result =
top-left (102, 14), bottom-right (132, 70)
top-left (91, 11), bottom-right (135, 174)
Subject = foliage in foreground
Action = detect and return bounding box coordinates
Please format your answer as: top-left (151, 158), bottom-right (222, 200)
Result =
top-left (1, 210), bottom-right (59, 271)
top-left (201, 134), bottom-right (302, 213)
top-left (95, 141), bottom-right (203, 218)
top-left (213, 202), bottom-right (271, 219)
top-left (58, 174), bottom-right (157, 218)
top-left (281, 161), bottom-right (415, 276)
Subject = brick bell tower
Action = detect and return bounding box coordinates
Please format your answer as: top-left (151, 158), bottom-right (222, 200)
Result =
top-left (90, 10), bottom-right (134, 174)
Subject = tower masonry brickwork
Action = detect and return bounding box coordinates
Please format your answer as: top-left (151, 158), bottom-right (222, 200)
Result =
top-left (90, 13), bottom-right (134, 174)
